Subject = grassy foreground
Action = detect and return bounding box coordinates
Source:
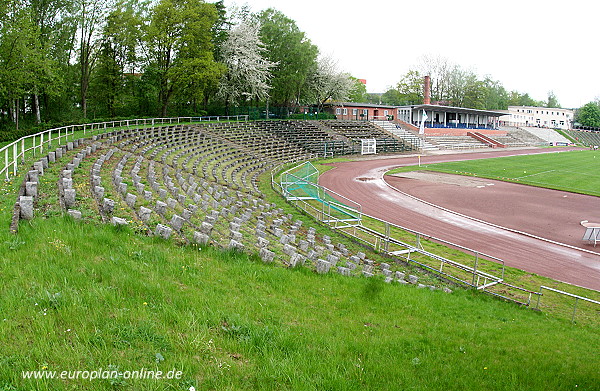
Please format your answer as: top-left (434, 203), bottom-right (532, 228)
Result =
top-left (0, 140), bottom-right (598, 390)
top-left (1, 217), bottom-right (599, 390)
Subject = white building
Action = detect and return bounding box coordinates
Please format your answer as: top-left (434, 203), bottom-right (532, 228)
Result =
top-left (500, 106), bottom-right (574, 130)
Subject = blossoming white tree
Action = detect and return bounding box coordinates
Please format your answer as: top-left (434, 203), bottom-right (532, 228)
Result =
top-left (217, 22), bottom-right (276, 112)
top-left (307, 55), bottom-right (354, 111)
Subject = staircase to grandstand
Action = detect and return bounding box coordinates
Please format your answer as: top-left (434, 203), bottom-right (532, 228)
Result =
top-left (323, 120), bottom-right (411, 153)
top-left (519, 126), bottom-right (571, 145)
top-left (372, 120), bottom-right (439, 152)
top-left (500, 126), bottom-right (547, 146)
top-left (426, 135), bottom-right (489, 150)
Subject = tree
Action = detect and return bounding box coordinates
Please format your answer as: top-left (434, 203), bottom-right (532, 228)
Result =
top-left (29, 0), bottom-right (76, 123)
top-left (576, 102), bottom-right (600, 128)
top-left (90, 1), bottom-right (144, 117)
top-left (546, 91), bottom-right (560, 108)
top-left (380, 89), bottom-right (403, 106)
top-left (395, 69), bottom-right (423, 104)
top-left (75, 0), bottom-right (112, 118)
top-left (347, 77), bottom-right (367, 103)
top-left (257, 8), bottom-right (318, 110)
top-left (144, 0), bottom-right (224, 116)
top-left (0, 1), bottom-right (51, 129)
top-left (217, 22), bottom-right (275, 113)
top-left (417, 54), bottom-right (452, 102)
top-left (305, 55), bottom-right (353, 110)
top-left (507, 91), bottom-right (538, 107)
top-left (482, 76), bottom-right (508, 110)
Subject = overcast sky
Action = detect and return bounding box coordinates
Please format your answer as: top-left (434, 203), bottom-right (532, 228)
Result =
top-left (223, 0), bottom-right (599, 109)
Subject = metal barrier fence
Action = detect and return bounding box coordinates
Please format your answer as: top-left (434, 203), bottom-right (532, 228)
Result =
top-left (536, 286), bottom-right (600, 322)
top-left (0, 115), bottom-right (248, 180)
top-left (271, 161), bottom-right (539, 305)
top-left (272, 161), bottom-right (600, 318)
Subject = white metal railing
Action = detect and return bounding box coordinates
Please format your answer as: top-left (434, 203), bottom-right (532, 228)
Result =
top-left (270, 160), bottom-right (542, 306)
top-left (535, 286), bottom-right (600, 322)
top-left (273, 160), bottom-right (600, 319)
top-left (0, 115), bottom-right (248, 180)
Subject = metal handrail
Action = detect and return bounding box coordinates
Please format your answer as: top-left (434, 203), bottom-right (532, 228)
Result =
top-left (536, 286), bottom-right (600, 322)
top-left (0, 115), bottom-right (248, 180)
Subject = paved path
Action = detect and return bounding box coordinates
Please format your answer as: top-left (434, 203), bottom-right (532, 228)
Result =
top-left (319, 148), bottom-right (600, 291)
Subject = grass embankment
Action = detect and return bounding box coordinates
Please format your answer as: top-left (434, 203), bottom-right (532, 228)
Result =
top-left (1, 217), bottom-right (599, 390)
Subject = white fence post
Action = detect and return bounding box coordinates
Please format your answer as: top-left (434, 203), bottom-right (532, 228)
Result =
top-left (4, 149), bottom-right (8, 180)
top-left (13, 143), bottom-right (17, 176)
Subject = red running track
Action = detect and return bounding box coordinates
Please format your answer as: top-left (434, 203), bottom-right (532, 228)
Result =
top-left (319, 148), bottom-right (600, 291)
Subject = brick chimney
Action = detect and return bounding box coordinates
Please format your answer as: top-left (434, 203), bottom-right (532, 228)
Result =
top-left (424, 75), bottom-right (431, 105)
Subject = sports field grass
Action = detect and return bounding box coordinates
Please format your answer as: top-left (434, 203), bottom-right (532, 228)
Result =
top-left (388, 150), bottom-right (600, 197)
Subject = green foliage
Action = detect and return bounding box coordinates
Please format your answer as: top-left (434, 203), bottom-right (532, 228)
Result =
top-left (258, 8), bottom-right (319, 108)
top-left (145, 0), bottom-right (224, 116)
top-left (347, 77), bottom-right (368, 103)
top-left (546, 91), bottom-right (560, 108)
top-left (395, 69), bottom-right (424, 105)
top-left (575, 102), bottom-right (600, 128)
top-left (507, 91), bottom-right (541, 107)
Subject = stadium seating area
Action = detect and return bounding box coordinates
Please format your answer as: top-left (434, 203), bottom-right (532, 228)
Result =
top-left (13, 121), bottom-right (440, 288)
top-left (565, 129), bottom-right (600, 147)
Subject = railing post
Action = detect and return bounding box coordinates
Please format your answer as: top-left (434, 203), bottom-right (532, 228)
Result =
top-left (384, 222), bottom-right (390, 252)
top-left (473, 252), bottom-right (479, 285)
top-left (13, 143), bottom-right (17, 176)
top-left (4, 149), bottom-right (8, 180)
top-left (536, 287), bottom-right (543, 309)
top-left (21, 139), bottom-right (25, 163)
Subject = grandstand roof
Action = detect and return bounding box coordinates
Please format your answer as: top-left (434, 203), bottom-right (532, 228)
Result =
top-left (403, 104), bottom-right (507, 117)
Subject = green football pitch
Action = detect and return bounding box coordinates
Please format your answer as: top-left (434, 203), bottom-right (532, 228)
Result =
top-left (389, 150), bottom-right (600, 197)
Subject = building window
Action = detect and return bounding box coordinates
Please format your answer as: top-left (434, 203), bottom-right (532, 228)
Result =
top-left (336, 108), bottom-right (341, 115)
top-left (343, 108), bottom-right (348, 115)
top-left (352, 108), bottom-right (358, 115)
top-left (363, 109), bottom-right (368, 115)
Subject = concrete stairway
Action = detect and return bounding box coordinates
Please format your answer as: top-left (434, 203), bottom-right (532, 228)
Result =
top-left (521, 126), bottom-right (571, 144)
top-left (372, 120), bottom-right (438, 152)
top-left (426, 136), bottom-right (489, 150)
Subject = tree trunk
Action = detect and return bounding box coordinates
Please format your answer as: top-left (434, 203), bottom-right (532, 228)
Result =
top-left (81, 71), bottom-right (88, 118)
top-left (15, 99), bottom-right (19, 131)
top-left (33, 93), bottom-right (41, 124)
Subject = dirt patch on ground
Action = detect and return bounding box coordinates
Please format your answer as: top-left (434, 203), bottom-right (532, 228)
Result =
top-left (390, 171), bottom-right (494, 188)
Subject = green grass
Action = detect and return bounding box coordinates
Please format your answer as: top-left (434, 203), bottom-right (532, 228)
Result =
top-left (0, 130), bottom-right (599, 390)
top-left (388, 149), bottom-right (600, 196)
top-left (1, 217), bottom-right (599, 390)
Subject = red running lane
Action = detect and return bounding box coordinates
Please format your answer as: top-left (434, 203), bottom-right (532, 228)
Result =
top-left (319, 148), bottom-right (600, 291)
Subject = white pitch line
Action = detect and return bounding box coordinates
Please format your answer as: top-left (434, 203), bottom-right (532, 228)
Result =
top-left (515, 169), bottom-right (555, 180)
